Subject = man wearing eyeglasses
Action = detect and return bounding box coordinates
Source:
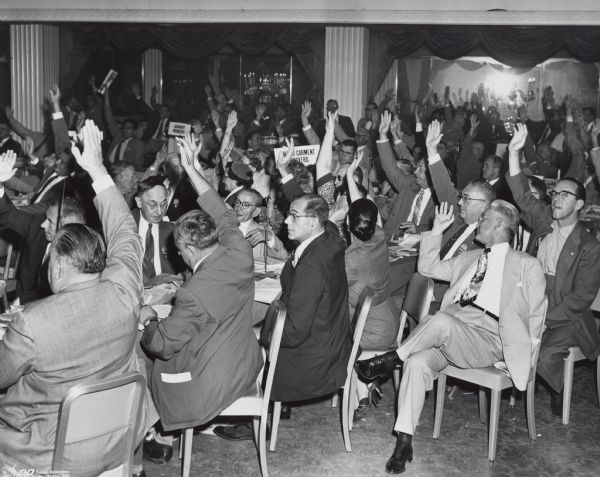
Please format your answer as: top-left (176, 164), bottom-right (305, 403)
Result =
top-left (507, 123), bottom-right (600, 416)
top-left (134, 176), bottom-right (182, 286)
top-left (233, 188), bottom-right (288, 262)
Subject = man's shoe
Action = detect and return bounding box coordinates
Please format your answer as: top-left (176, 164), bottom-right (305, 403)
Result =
top-left (550, 388), bottom-right (564, 417)
top-left (353, 398), bottom-right (370, 421)
top-left (280, 404), bottom-right (291, 420)
top-left (142, 438), bottom-right (173, 465)
top-left (355, 351), bottom-right (402, 381)
top-left (132, 471), bottom-right (146, 477)
top-left (385, 432), bottom-right (413, 474)
top-left (214, 422), bottom-right (254, 441)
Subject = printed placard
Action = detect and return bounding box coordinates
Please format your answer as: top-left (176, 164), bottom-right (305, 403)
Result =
top-left (167, 122), bottom-right (192, 137)
top-left (97, 69), bottom-right (118, 95)
top-left (274, 144), bottom-right (320, 166)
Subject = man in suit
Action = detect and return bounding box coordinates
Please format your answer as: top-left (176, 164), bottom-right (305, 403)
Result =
top-left (482, 154), bottom-right (514, 204)
top-left (133, 176), bottom-right (182, 285)
top-left (233, 187), bottom-right (288, 262)
top-left (104, 85), bottom-right (146, 172)
top-left (0, 121), bottom-right (152, 475)
top-left (140, 133), bottom-right (263, 463)
top-left (506, 123), bottom-right (600, 415)
top-left (355, 199), bottom-right (546, 474)
top-left (315, 98), bottom-right (356, 140)
top-left (215, 190), bottom-right (352, 439)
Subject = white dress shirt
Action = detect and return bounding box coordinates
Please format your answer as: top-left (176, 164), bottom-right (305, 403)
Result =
top-left (407, 188), bottom-right (431, 225)
top-left (109, 137), bottom-right (132, 163)
top-left (442, 222), bottom-right (478, 261)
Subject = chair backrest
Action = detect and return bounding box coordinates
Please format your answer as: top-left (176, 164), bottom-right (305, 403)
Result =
top-left (346, 286), bottom-right (375, 376)
top-left (398, 273), bottom-right (434, 344)
top-left (527, 298), bottom-right (548, 382)
top-left (53, 373), bottom-right (146, 476)
top-left (261, 299), bottom-right (287, 416)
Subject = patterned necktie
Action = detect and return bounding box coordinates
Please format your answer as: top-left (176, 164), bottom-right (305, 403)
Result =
top-left (459, 248), bottom-right (491, 306)
top-left (440, 223), bottom-right (469, 259)
top-left (143, 224), bottom-right (156, 280)
top-left (410, 189), bottom-right (425, 225)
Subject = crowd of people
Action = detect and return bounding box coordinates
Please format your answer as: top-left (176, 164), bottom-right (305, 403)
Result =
top-left (0, 71), bottom-right (600, 476)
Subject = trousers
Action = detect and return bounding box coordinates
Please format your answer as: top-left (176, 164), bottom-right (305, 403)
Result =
top-left (393, 304), bottom-right (503, 435)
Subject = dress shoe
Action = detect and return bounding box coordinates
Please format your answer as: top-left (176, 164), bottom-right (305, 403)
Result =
top-left (385, 432), bottom-right (413, 474)
top-left (355, 351), bottom-right (402, 381)
top-left (142, 438), bottom-right (173, 465)
top-left (280, 404), bottom-right (292, 420)
top-left (353, 398), bottom-right (370, 421)
top-left (214, 422), bottom-right (271, 441)
top-left (550, 388), bottom-right (564, 417)
top-left (132, 471), bottom-right (146, 477)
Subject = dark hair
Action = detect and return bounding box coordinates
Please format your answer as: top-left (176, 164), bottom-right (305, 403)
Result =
top-left (300, 194), bottom-right (329, 227)
top-left (244, 131), bottom-right (261, 149)
top-left (528, 175), bottom-right (549, 203)
top-left (49, 196), bottom-right (86, 226)
top-left (174, 209), bottom-right (218, 251)
top-left (341, 139), bottom-right (357, 151)
top-left (123, 118), bottom-right (138, 130)
top-left (561, 177), bottom-right (586, 202)
top-left (582, 106), bottom-right (596, 117)
top-left (136, 175), bottom-right (166, 197)
top-left (247, 153), bottom-right (263, 172)
top-left (52, 224), bottom-right (106, 273)
top-left (348, 199), bottom-right (378, 242)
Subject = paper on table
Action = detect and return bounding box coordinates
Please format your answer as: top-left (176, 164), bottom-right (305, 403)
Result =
top-left (254, 260), bottom-right (286, 274)
top-left (254, 277), bottom-right (281, 304)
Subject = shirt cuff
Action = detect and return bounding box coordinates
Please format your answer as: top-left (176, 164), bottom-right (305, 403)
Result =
top-left (92, 174), bottom-right (115, 194)
top-left (376, 138), bottom-right (389, 144)
top-left (281, 174), bottom-right (294, 184)
top-left (30, 156), bottom-right (39, 165)
top-left (416, 123), bottom-right (423, 133)
top-left (52, 112), bottom-right (63, 120)
top-left (592, 147), bottom-right (600, 152)
top-left (302, 125), bottom-right (312, 131)
top-left (0, 186), bottom-right (4, 198)
top-left (394, 139), bottom-right (403, 145)
top-left (567, 115), bottom-right (574, 123)
top-left (428, 152), bottom-right (441, 165)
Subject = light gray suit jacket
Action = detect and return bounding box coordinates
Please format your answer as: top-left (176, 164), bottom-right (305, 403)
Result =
top-left (418, 232), bottom-right (547, 390)
top-left (0, 182), bottom-right (151, 473)
top-left (244, 219), bottom-right (289, 262)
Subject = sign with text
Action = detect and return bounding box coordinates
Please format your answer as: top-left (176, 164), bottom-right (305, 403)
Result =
top-left (97, 69), bottom-right (118, 95)
top-left (274, 144), bottom-right (320, 166)
top-left (167, 122), bottom-right (192, 137)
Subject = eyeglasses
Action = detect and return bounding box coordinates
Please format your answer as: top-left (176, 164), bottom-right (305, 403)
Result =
top-left (288, 212), bottom-right (315, 222)
top-left (549, 190), bottom-right (579, 200)
top-left (457, 193), bottom-right (487, 203)
top-left (233, 199), bottom-right (259, 209)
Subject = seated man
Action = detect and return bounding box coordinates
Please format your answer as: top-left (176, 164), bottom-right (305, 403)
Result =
top-left (481, 154), bottom-right (514, 204)
top-left (133, 176), bottom-right (182, 285)
top-left (506, 123), bottom-right (600, 415)
top-left (355, 200), bottom-right (546, 474)
top-left (0, 122), bottom-right (152, 475)
top-left (140, 133), bottom-right (263, 462)
top-left (0, 150), bottom-right (86, 304)
top-left (215, 189), bottom-right (352, 439)
top-left (233, 187), bottom-right (288, 262)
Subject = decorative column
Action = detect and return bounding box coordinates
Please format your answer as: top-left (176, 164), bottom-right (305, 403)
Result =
top-left (324, 27), bottom-right (369, 127)
top-left (143, 48), bottom-right (163, 105)
top-left (10, 24), bottom-right (59, 132)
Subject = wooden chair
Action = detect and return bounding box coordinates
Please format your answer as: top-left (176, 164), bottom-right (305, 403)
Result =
top-left (180, 300), bottom-right (287, 477)
top-left (271, 287), bottom-right (373, 453)
top-left (348, 273), bottom-right (434, 427)
top-left (53, 373), bottom-right (146, 476)
top-left (432, 304), bottom-right (548, 462)
top-left (561, 346), bottom-right (600, 425)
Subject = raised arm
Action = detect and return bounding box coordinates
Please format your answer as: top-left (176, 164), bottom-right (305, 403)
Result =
top-left (426, 120), bottom-right (458, 206)
top-left (301, 101), bottom-right (320, 146)
top-left (49, 84), bottom-right (71, 158)
top-left (377, 110), bottom-right (414, 192)
top-left (103, 84), bottom-right (121, 140)
top-left (418, 202), bottom-right (456, 282)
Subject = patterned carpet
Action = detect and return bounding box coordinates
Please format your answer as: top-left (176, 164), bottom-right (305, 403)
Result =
top-left (143, 362), bottom-right (600, 477)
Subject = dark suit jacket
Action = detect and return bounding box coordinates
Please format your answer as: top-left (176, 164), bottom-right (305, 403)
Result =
top-left (142, 188), bottom-right (263, 431)
top-left (132, 209), bottom-right (183, 280)
top-left (262, 222), bottom-right (352, 402)
top-left (0, 194), bottom-right (49, 303)
top-left (165, 179), bottom-right (199, 222)
top-left (316, 114), bottom-right (356, 140)
top-left (507, 171), bottom-right (600, 359)
top-left (491, 176), bottom-right (515, 205)
top-left (378, 139), bottom-right (436, 240)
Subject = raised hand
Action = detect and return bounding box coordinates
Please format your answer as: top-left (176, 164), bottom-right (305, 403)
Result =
top-left (591, 118), bottom-right (600, 148)
top-left (508, 123), bottom-right (528, 153)
top-left (75, 111), bottom-right (86, 132)
top-left (379, 110), bottom-right (392, 137)
top-left (346, 150), bottom-right (364, 179)
top-left (301, 101), bottom-right (312, 127)
top-left (425, 119), bottom-right (443, 155)
top-left (225, 110), bottom-right (238, 132)
top-left (432, 202), bottom-right (454, 235)
top-left (4, 105), bottom-right (13, 118)
top-left (255, 103), bottom-right (267, 121)
top-left (0, 151), bottom-right (17, 183)
top-left (22, 136), bottom-right (35, 158)
top-left (325, 110), bottom-right (338, 135)
top-left (131, 83), bottom-right (141, 97)
top-left (70, 120), bottom-right (105, 178)
top-left (469, 114), bottom-right (480, 132)
top-left (49, 84), bottom-right (61, 105)
top-left (176, 132), bottom-right (198, 172)
top-left (210, 109), bottom-right (220, 128)
top-left (204, 85), bottom-right (212, 96)
top-left (276, 137), bottom-right (295, 175)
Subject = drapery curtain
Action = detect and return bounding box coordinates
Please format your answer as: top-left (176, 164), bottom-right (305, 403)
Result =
top-left (62, 25), bottom-right (321, 98)
top-left (371, 25), bottom-right (600, 109)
